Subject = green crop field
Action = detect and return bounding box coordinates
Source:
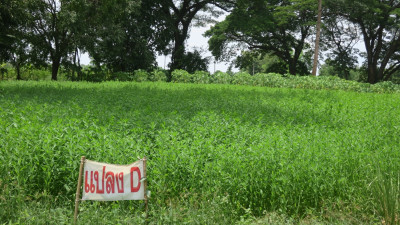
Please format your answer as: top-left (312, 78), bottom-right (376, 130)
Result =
top-left (1, 81), bottom-right (400, 224)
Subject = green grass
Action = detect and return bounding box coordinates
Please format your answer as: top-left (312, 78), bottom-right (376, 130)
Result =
top-left (1, 81), bottom-right (399, 224)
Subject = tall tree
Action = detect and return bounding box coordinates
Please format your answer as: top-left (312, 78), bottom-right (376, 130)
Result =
top-left (321, 16), bottom-right (360, 80)
top-left (0, 0), bottom-right (30, 80)
top-left (206, 0), bottom-right (317, 75)
top-left (148, 0), bottom-right (233, 80)
top-left (24, 0), bottom-right (85, 80)
top-left (327, 0), bottom-right (400, 83)
top-left (0, 0), bottom-right (23, 62)
top-left (82, 0), bottom-right (155, 73)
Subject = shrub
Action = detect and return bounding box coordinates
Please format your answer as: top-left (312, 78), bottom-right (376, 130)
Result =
top-left (82, 67), bottom-right (107, 82)
top-left (232, 72), bottom-right (253, 85)
top-left (110, 72), bottom-right (133, 81)
top-left (192, 71), bottom-right (211, 84)
top-left (150, 69), bottom-right (168, 82)
top-left (371, 81), bottom-right (399, 93)
top-left (212, 71), bottom-right (232, 84)
top-left (133, 69), bottom-right (149, 82)
top-left (252, 73), bottom-right (283, 87)
top-left (171, 69), bottom-right (192, 83)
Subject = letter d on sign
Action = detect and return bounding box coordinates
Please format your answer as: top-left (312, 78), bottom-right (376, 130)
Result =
top-left (130, 167), bottom-right (141, 192)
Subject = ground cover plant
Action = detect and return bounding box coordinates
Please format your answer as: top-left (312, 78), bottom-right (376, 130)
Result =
top-left (1, 81), bottom-right (400, 224)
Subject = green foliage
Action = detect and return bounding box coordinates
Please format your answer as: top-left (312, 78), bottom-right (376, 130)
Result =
top-left (235, 51), bottom-right (288, 75)
top-left (1, 81), bottom-right (399, 224)
top-left (325, 0), bottom-right (400, 83)
top-left (109, 71), bottom-right (134, 82)
top-left (147, 0), bottom-right (231, 72)
top-left (171, 69), bottom-right (192, 83)
top-left (179, 50), bottom-right (210, 74)
top-left (206, 0), bottom-right (316, 75)
top-left (83, 0), bottom-right (155, 72)
top-left (212, 71), bottom-right (232, 84)
top-left (232, 71), bottom-right (253, 85)
top-left (192, 71), bottom-right (211, 84)
top-left (370, 170), bottom-right (400, 225)
top-left (252, 73), bottom-right (285, 87)
top-left (150, 69), bottom-right (168, 82)
top-left (133, 69), bottom-right (149, 82)
top-left (0, 0), bottom-right (24, 61)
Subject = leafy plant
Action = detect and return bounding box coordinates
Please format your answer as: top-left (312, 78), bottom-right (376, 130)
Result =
top-left (171, 69), bottom-right (191, 83)
top-left (211, 71), bottom-right (232, 84)
top-left (150, 69), bottom-right (167, 82)
top-left (370, 170), bottom-right (400, 225)
top-left (133, 69), bottom-right (149, 82)
top-left (192, 71), bottom-right (211, 84)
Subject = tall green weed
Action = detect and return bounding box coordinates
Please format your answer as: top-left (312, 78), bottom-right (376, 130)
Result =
top-left (1, 81), bottom-right (399, 223)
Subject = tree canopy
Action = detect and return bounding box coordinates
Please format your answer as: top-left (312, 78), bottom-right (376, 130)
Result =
top-left (206, 0), bottom-right (316, 75)
top-left (325, 0), bottom-right (400, 83)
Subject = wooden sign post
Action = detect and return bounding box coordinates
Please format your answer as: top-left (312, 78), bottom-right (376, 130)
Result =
top-left (74, 156), bottom-right (85, 224)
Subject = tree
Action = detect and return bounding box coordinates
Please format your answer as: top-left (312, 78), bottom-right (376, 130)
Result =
top-left (0, 0), bottom-right (23, 62)
top-left (321, 15), bottom-right (360, 80)
top-left (206, 0), bottom-right (317, 75)
top-left (148, 0), bottom-right (234, 80)
top-left (179, 50), bottom-right (210, 73)
top-left (326, 0), bottom-right (400, 83)
top-left (0, 0), bottom-right (29, 80)
top-left (82, 0), bottom-right (155, 73)
top-left (23, 0), bottom-right (86, 80)
top-left (234, 51), bottom-right (288, 75)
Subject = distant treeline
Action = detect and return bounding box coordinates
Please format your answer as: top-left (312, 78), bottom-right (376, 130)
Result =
top-left (1, 0), bottom-right (400, 83)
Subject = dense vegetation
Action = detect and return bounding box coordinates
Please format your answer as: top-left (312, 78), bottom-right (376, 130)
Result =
top-left (1, 81), bottom-right (399, 224)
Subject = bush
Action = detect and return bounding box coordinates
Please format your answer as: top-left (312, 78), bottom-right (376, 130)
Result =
top-left (371, 81), bottom-right (399, 93)
top-left (81, 67), bottom-right (107, 82)
top-left (133, 69), bottom-right (149, 82)
top-left (192, 71), bottom-right (211, 84)
top-left (252, 73), bottom-right (283, 87)
top-left (232, 71), bottom-right (253, 85)
top-left (110, 72), bottom-right (133, 81)
top-left (171, 69), bottom-right (192, 83)
top-left (150, 69), bottom-right (168, 82)
top-left (212, 71), bottom-right (232, 84)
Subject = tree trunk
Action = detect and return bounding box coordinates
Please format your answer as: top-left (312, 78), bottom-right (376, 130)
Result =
top-left (52, 57), bottom-right (61, 81)
top-left (288, 59), bottom-right (297, 75)
top-left (367, 64), bottom-right (378, 84)
top-left (312, 0), bottom-right (322, 76)
top-left (16, 62), bottom-right (21, 80)
top-left (169, 34), bottom-right (186, 81)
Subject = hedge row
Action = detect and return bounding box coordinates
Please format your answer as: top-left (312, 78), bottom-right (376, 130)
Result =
top-left (121, 69), bottom-right (400, 94)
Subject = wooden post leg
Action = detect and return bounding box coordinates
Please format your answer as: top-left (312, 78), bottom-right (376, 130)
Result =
top-left (143, 157), bottom-right (148, 220)
top-left (74, 156), bottom-right (85, 224)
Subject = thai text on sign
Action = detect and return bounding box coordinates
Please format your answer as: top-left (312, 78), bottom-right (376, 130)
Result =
top-left (82, 159), bottom-right (145, 201)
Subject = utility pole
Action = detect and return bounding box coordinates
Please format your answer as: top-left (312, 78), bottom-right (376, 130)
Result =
top-left (164, 54), bottom-right (167, 69)
top-left (312, 0), bottom-right (322, 76)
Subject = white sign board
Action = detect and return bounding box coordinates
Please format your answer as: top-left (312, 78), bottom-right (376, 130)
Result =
top-left (82, 159), bottom-right (145, 201)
